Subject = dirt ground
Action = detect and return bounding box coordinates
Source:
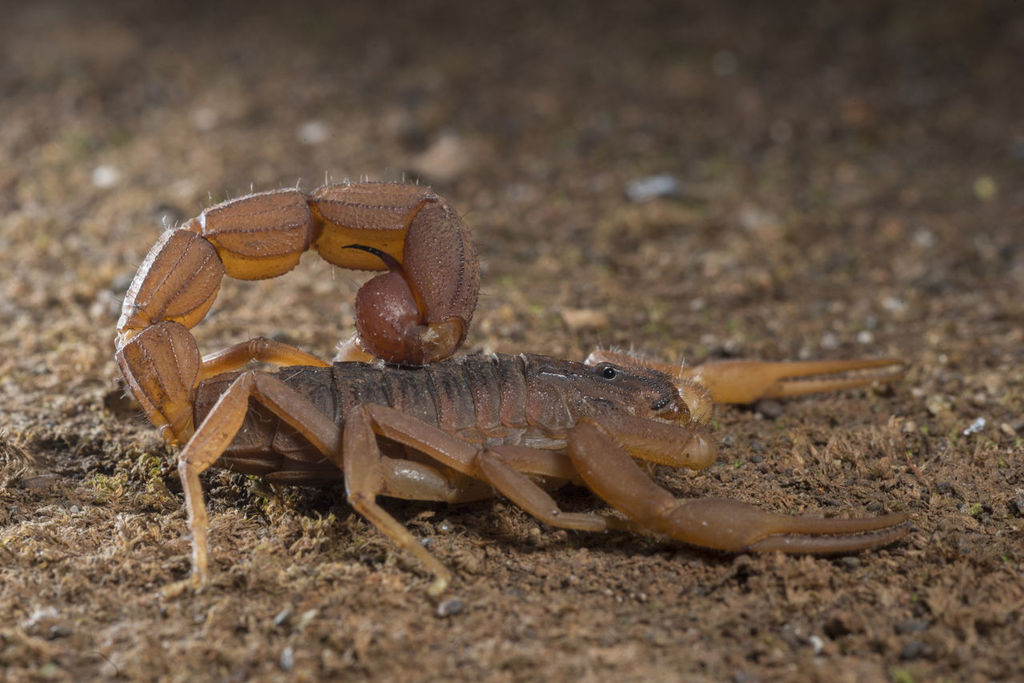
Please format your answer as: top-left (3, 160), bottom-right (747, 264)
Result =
top-left (1, 1), bottom-right (1022, 680)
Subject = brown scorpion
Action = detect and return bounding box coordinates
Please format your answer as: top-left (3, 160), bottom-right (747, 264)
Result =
top-left (115, 182), bottom-right (910, 595)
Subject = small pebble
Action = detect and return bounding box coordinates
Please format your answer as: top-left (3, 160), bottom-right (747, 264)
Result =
top-left (882, 296), bottom-right (907, 313)
top-left (295, 609), bottom-right (319, 630)
top-left (808, 634), bottom-right (824, 656)
top-left (91, 164), bottom-right (121, 188)
top-left (21, 607), bottom-right (58, 629)
top-left (192, 107), bottom-right (218, 131)
top-left (436, 597), bottom-right (464, 618)
top-left (962, 417), bottom-right (986, 436)
top-left (280, 646), bottom-right (294, 671)
top-left (21, 607), bottom-right (67, 639)
top-left (959, 502), bottom-right (988, 519)
top-left (912, 229), bottom-right (936, 248)
top-left (755, 400), bottom-right (783, 420)
top-left (625, 174), bottom-right (679, 202)
top-left (273, 608), bottom-right (292, 627)
top-left (779, 623), bottom-right (803, 649)
top-left (409, 133), bottom-right (473, 183)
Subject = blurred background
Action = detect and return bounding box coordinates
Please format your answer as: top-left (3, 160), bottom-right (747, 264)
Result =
top-left (1, 1), bottom-right (1021, 364)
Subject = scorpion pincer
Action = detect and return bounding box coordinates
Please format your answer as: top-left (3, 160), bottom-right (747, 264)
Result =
top-left (115, 183), bottom-right (910, 596)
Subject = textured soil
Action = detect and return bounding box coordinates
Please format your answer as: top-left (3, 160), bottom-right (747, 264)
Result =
top-left (1, 1), bottom-right (1022, 681)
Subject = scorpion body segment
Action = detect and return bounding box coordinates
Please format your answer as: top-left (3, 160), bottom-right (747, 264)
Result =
top-left (194, 353), bottom-right (707, 485)
top-left (115, 182), bottom-right (479, 444)
top-left (173, 351), bottom-right (909, 596)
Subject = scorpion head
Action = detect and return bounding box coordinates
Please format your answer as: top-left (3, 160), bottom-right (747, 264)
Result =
top-left (583, 349), bottom-right (714, 427)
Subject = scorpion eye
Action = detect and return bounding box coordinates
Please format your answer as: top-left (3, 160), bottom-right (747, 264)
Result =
top-left (596, 364), bottom-right (618, 380)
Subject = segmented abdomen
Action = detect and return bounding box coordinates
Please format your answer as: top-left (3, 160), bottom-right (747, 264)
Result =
top-left (194, 353), bottom-right (569, 482)
top-left (329, 353), bottom-right (534, 444)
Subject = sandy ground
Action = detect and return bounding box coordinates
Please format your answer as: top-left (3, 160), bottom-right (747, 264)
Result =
top-left (1, 1), bottom-right (1022, 680)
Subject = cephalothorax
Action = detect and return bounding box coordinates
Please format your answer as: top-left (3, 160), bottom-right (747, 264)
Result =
top-left (116, 182), bottom-right (909, 596)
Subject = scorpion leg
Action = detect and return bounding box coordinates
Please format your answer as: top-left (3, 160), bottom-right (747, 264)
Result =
top-left (197, 336), bottom-right (329, 380)
top-left (377, 455), bottom-right (495, 504)
top-left (282, 403), bottom-right (601, 596)
top-left (343, 408), bottom-right (466, 596)
top-left (355, 405), bottom-right (629, 535)
top-left (333, 336), bottom-right (377, 363)
top-left (567, 419), bottom-right (910, 554)
top-left (168, 370), bottom-right (340, 596)
top-left (168, 372), bottom-right (256, 597)
top-left (358, 405), bottom-right (579, 481)
top-left (173, 371), bottom-right (481, 596)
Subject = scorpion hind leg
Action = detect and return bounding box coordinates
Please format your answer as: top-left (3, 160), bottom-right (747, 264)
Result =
top-left (342, 406), bottom-right (458, 596)
top-left (567, 420), bottom-right (911, 555)
top-left (163, 371), bottom-right (342, 598)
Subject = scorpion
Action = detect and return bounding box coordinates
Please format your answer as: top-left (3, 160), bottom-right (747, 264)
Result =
top-left (116, 181), bottom-right (910, 595)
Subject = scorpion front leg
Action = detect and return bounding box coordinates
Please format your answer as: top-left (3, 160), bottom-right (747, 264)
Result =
top-left (346, 406), bottom-right (645, 554)
top-left (567, 420), bottom-right (910, 554)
